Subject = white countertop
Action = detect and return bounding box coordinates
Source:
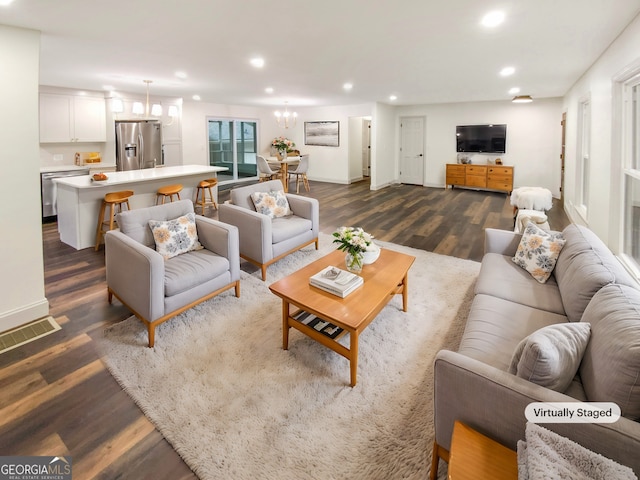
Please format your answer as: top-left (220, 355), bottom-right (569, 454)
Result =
top-left (54, 165), bottom-right (228, 189)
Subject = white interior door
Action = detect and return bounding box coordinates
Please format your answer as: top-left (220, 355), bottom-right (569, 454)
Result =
top-left (362, 119), bottom-right (371, 177)
top-left (399, 116), bottom-right (425, 185)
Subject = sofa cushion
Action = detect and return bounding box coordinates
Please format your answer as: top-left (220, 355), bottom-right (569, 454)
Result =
top-left (149, 213), bottom-right (203, 260)
top-left (164, 249), bottom-right (230, 297)
top-left (475, 253), bottom-right (565, 316)
top-left (272, 216), bottom-right (313, 244)
top-left (458, 294), bottom-right (568, 371)
top-left (509, 323), bottom-right (591, 392)
top-left (554, 224), bottom-right (636, 322)
top-left (512, 222), bottom-right (565, 283)
top-left (250, 190), bottom-right (292, 218)
top-left (579, 284), bottom-right (640, 420)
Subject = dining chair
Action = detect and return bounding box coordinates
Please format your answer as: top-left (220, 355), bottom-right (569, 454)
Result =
top-left (257, 155), bottom-right (281, 182)
top-left (288, 154), bottom-right (310, 193)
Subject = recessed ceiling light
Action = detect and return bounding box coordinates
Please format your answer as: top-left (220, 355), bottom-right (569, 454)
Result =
top-left (481, 11), bottom-right (505, 28)
top-left (343, 83), bottom-right (353, 91)
top-left (508, 87), bottom-right (520, 95)
top-left (175, 71), bottom-right (187, 79)
top-left (250, 57), bottom-right (265, 68)
top-left (389, 95), bottom-right (397, 101)
top-left (192, 94), bottom-right (201, 101)
top-left (0, 0), bottom-right (15, 6)
top-left (265, 87), bottom-right (274, 94)
top-left (500, 66), bottom-right (515, 77)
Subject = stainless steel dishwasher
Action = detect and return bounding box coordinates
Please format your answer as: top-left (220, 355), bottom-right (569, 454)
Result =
top-left (41, 168), bottom-right (90, 222)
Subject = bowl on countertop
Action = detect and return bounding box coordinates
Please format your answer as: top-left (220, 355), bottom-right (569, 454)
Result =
top-left (92, 173), bottom-right (109, 184)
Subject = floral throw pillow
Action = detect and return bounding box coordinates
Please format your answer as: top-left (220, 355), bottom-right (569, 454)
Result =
top-left (512, 222), bottom-right (566, 283)
top-left (148, 213), bottom-right (203, 260)
top-left (250, 190), bottom-right (292, 218)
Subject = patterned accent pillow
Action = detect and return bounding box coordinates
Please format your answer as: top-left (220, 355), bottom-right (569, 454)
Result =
top-left (148, 213), bottom-right (203, 260)
top-left (512, 222), bottom-right (566, 283)
top-left (250, 190), bottom-right (292, 218)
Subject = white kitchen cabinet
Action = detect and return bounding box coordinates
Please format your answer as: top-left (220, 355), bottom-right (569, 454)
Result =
top-left (162, 142), bottom-right (183, 167)
top-left (39, 93), bottom-right (106, 143)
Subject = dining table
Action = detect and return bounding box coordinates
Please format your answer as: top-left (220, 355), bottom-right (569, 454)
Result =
top-left (266, 156), bottom-right (300, 193)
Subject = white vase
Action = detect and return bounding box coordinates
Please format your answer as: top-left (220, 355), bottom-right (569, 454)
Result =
top-left (362, 243), bottom-right (381, 265)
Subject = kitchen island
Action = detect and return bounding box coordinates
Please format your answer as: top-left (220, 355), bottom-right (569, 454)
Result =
top-left (55, 165), bottom-right (227, 250)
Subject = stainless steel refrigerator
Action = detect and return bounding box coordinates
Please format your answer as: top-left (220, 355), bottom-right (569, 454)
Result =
top-left (115, 120), bottom-right (163, 171)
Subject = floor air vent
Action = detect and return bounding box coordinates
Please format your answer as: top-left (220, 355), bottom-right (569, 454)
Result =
top-left (0, 316), bottom-right (61, 354)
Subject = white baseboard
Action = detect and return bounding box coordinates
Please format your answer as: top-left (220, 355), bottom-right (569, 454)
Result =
top-left (370, 181), bottom-right (394, 191)
top-left (309, 175), bottom-right (350, 185)
top-left (0, 298), bottom-right (50, 334)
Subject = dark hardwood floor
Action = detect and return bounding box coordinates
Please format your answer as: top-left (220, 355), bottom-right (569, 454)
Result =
top-left (0, 179), bottom-right (569, 479)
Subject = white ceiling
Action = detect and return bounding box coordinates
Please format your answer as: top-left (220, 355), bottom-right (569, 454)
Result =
top-left (3, 0), bottom-right (640, 107)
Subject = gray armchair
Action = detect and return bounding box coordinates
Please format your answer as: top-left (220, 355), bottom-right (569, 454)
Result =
top-left (105, 200), bottom-right (240, 347)
top-left (218, 180), bottom-right (319, 280)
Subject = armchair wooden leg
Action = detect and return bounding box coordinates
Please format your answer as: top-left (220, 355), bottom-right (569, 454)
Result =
top-left (430, 441), bottom-right (449, 480)
top-left (148, 324), bottom-right (155, 348)
top-left (108, 289), bottom-right (113, 304)
top-left (234, 280), bottom-right (240, 297)
top-left (314, 238), bottom-right (319, 250)
top-left (261, 265), bottom-right (267, 281)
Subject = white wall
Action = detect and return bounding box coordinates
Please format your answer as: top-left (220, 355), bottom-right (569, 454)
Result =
top-left (562, 13), bottom-right (640, 246)
top-left (396, 98), bottom-right (563, 194)
top-left (295, 103), bottom-right (373, 184)
top-left (0, 25), bottom-right (49, 332)
top-left (371, 102), bottom-right (397, 189)
top-left (181, 101), bottom-right (373, 184)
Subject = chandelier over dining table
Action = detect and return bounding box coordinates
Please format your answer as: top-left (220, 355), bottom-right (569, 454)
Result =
top-left (274, 101), bottom-right (297, 129)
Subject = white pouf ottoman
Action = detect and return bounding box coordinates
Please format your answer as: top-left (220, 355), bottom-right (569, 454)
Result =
top-left (510, 186), bottom-right (553, 214)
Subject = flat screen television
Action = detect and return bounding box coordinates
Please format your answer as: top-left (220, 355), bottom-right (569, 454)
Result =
top-left (456, 124), bottom-right (507, 154)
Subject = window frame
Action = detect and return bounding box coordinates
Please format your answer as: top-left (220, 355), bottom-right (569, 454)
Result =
top-left (206, 117), bottom-right (259, 185)
top-left (576, 96), bottom-right (591, 221)
top-left (619, 74), bottom-right (640, 278)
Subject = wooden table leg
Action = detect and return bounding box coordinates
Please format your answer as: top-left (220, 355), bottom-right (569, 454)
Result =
top-left (349, 331), bottom-right (358, 387)
top-left (402, 273), bottom-right (409, 312)
top-left (282, 300), bottom-right (290, 350)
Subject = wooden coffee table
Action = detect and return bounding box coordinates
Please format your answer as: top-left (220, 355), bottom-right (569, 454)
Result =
top-left (268, 248), bottom-right (415, 386)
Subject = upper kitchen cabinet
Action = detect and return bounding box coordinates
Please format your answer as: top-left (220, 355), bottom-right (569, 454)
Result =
top-left (39, 93), bottom-right (106, 143)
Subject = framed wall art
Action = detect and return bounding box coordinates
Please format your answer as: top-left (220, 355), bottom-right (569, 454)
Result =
top-left (304, 121), bottom-right (340, 147)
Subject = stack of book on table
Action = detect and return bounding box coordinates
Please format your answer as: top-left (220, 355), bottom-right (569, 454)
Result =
top-left (309, 266), bottom-right (364, 298)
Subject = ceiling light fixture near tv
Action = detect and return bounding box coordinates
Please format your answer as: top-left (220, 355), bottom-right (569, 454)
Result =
top-left (456, 124), bottom-right (507, 154)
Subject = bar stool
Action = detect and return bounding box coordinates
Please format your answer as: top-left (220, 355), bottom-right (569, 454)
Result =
top-left (156, 184), bottom-right (183, 204)
top-left (194, 178), bottom-right (218, 213)
top-left (95, 190), bottom-right (134, 251)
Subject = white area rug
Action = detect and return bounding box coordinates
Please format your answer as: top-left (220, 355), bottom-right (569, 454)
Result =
top-left (99, 234), bottom-right (480, 479)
